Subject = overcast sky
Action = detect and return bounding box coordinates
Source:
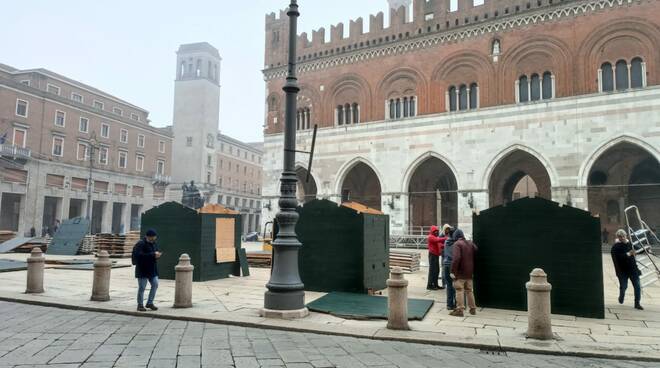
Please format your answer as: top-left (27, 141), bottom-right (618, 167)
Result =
top-left (0, 0), bottom-right (390, 142)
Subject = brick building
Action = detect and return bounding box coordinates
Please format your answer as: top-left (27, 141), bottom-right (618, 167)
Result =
top-left (261, 0), bottom-right (660, 238)
top-left (170, 43), bottom-right (263, 235)
top-left (0, 64), bottom-right (172, 235)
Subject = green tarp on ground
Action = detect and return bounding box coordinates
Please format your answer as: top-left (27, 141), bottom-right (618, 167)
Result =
top-left (306, 292), bottom-right (434, 320)
top-left (48, 218), bottom-right (90, 256)
top-left (0, 259), bottom-right (27, 272)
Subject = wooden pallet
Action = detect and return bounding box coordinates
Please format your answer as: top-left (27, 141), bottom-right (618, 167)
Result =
top-left (0, 231), bottom-right (16, 243)
top-left (246, 252), bottom-right (272, 268)
top-left (389, 251), bottom-right (421, 273)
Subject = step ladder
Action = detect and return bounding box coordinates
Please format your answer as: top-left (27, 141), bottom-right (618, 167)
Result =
top-left (625, 206), bottom-right (660, 287)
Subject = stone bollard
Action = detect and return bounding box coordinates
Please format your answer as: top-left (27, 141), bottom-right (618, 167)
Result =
top-left (387, 267), bottom-right (410, 330)
top-left (526, 268), bottom-right (553, 340)
top-left (173, 254), bottom-right (194, 308)
top-left (26, 247), bottom-right (45, 294)
top-left (91, 251), bottom-right (112, 301)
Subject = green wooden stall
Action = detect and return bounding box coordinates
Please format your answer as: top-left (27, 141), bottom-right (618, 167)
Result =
top-left (291, 199), bottom-right (390, 293)
top-left (140, 202), bottom-right (242, 281)
top-left (473, 197), bottom-right (604, 318)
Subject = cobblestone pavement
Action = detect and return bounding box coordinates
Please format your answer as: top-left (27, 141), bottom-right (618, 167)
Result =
top-left (0, 302), bottom-right (654, 368)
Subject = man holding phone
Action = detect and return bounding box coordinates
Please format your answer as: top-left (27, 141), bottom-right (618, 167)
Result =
top-left (133, 229), bottom-right (162, 312)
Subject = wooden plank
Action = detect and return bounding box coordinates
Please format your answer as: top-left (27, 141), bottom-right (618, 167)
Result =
top-left (215, 218), bottom-right (236, 263)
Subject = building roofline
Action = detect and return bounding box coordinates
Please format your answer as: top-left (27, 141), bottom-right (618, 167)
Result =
top-left (217, 132), bottom-right (263, 154)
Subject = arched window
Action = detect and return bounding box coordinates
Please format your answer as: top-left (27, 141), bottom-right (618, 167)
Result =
top-left (530, 73), bottom-right (541, 101)
top-left (305, 108), bottom-right (311, 129)
top-left (344, 103), bottom-right (351, 124)
top-left (631, 57), bottom-right (644, 88)
top-left (601, 62), bottom-right (614, 92)
top-left (458, 84), bottom-right (468, 110)
top-left (180, 62), bottom-right (186, 78)
top-left (337, 105), bottom-right (344, 125)
top-left (403, 97), bottom-right (409, 117)
top-left (196, 59), bottom-right (202, 77)
top-left (389, 99), bottom-right (395, 119)
top-left (448, 86), bottom-right (457, 112)
top-left (519, 75), bottom-right (529, 102)
top-left (409, 97), bottom-right (416, 117)
top-left (469, 83), bottom-right (478, 109)
top-left (352, 103), bottom-right (359, 124)
top-left (542, 72), bottom-right (552, 99)
top-left (615, 59), bottom-right (629, 90)
top-left (395, 98), bottom-right (401, 118)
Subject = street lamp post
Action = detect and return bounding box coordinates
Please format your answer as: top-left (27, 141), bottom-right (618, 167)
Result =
top-left (86, 133), bottom-right (99, 233)
top-left (261, 0), bottom-right (308, 318)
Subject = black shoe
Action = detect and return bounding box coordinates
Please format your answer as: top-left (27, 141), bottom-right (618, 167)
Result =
top-left (438, 286), bottom-right (446, 290)
top-left (146, 304), bottom-right (158, 311)
top-left (137, 306), bottom-right (147, 312)
top-left (635, 304), bottom-right (644, 310)
top-left (618, 296), bottom-right (624, 304)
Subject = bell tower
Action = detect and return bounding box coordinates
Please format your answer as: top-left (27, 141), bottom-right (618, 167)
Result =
top-left (171, 42), bottom-right (222, 186)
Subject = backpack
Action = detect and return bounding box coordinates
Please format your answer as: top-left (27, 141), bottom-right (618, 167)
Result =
top-left (131, 242), bottom-right (140, 266)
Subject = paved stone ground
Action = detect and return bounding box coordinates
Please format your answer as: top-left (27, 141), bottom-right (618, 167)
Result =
top-left (0, 301), bottom-right (654, 368)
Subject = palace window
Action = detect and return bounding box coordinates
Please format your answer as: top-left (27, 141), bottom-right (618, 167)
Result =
top-left (296, 107), bottom-right (312, 130)
top-left (599, 58), bottom-right (646, 92)
top-left (447, 83), bottom-right (478, 111)
top-left (517, 72), bottom-right (554, 103)
top-left (387, 97), bottom-right (416, 119)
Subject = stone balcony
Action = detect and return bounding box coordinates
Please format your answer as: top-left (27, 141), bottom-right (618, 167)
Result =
top-left (0, 143), bottom-right (31, 161)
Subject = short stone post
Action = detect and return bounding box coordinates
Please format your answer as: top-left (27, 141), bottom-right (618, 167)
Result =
top-left (26, 247), bottom-right (45, 294)
top-left (173, 254), bottom-right (194, 308)
top-left (526, 268), bottom-right (553, 340)
top-left (387, 267), bottom-right (410, 330)
top-left (91, 251), bottom-right (112, 301)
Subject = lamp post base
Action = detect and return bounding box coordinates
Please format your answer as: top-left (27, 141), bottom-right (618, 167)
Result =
top-left (260, 307), bottom-right (309, 319)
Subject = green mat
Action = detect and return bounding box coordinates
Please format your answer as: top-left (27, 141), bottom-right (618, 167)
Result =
top-left (306, 292), bottom-right (434, 320)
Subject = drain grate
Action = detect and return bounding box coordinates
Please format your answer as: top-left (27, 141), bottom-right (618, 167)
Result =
top-left (479, 349), bottom-right (508, 356)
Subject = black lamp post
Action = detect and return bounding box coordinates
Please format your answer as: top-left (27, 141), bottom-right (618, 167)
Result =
top-left (262, 0), bottom-right (308, 318)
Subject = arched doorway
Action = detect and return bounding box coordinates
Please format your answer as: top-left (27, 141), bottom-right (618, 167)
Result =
top-left (296, 167), bottom-right (318, 204)
top-left (488, 150), bottom-right (552, 207)
top-left (340, 162), bottom-right (382, 210)
top-left (587, 142), bottom-right (660, 243)
top-left (408, 157), bottom-right (458, 231)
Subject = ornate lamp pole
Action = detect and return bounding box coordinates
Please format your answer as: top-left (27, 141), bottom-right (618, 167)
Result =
top-left (261, 0), bottom-right (308, 318)
top-left (86, 133), bottom-right (99, 234)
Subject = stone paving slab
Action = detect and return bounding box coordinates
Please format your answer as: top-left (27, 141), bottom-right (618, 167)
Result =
top-left (0, 252), bottom-right (658, 362)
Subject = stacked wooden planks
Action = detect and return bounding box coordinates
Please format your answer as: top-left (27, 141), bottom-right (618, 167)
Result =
top-left (0, 231), bottom-right (16, 243)
top-left (246, 251), bottom-right (272, 268)
top-left (96, 231), bottom-right (140, 258)
top-left (79, 235), bottom-right (96, 255)
top-left (14, 238), bottom-right (50, 253)
top-left (389, 250), bottom-right (421, 273)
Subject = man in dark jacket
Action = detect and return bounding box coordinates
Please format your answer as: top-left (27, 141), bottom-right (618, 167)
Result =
top-left (427, 226), bottom-right (442, 290)
top-left (134, 229), bottom-right (162, 312)
top-left (450, 229), bottom-right (478, 317)
top-left (442, 226), bottom-right (456, 310)
top-left (611, 229), bottom-right (643, 310)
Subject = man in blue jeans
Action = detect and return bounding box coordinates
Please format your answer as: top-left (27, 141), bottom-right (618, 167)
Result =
top-left (133, 229), bottom-right (162, 312)
top-left (442, 226), bottom-right (456, 310)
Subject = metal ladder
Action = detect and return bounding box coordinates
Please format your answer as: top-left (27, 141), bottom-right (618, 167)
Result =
top-left (624, 205), bottom-right (660, 287)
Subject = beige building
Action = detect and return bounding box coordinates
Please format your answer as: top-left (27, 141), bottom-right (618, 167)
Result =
top-left (0, 63), bottom-right (172, 235)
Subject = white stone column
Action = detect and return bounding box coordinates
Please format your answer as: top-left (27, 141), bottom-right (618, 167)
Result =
top-left (551, 74), bottom-right (556, 99)
top-left (597, 69), bottom-right (603, 92)
top-left (641, 62), bottom-right (647, 87)
top-left (174, 254), bottom-right (194, 308)
top-left (26, 247), bottom-right (45, 294)
top-left (387, 267), bottom-right (410, 330)
top-left (515, 80), bottom-right (520, 102)
top-left (91, 250), bottom-right (112, 301)
top-left (526, 268), bottom-right (553, 340)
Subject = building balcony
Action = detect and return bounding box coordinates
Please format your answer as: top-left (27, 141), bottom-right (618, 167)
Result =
top-left (153, 174), bottom-right (171, 185)
top-left (0, 144), bottom-right (31, 162)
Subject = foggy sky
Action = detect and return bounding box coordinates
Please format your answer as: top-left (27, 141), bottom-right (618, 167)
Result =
top-left (0, 0), bottom-right (389, 142)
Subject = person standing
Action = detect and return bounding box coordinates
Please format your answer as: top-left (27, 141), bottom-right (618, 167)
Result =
top-left (133, 229), bottom-right (162, 312)
top-left (427, 226), bottom-right (442, 290)
top-left (449, 229), bottom-right (478, 317)
top-left (439, 224), bottom-right (451, 289)
top-left (611, 229), bottom-right (643, 310)
top-left (442, 226), bottom-right (456, 310)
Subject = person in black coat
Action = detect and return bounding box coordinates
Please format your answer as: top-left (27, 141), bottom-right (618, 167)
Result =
top-left (133, 229), bottom-right (162, 311)
top-left (611, 229), bottom-right (643, 310)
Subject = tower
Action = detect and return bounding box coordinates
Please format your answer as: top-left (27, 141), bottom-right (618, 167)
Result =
top-left (172, 42), bottom-right (222, 186)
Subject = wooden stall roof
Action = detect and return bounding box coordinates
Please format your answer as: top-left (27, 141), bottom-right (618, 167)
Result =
top-left (341, 202), bottom-right (383, 215)
top-left (198, 203), bottom-right (239, 215)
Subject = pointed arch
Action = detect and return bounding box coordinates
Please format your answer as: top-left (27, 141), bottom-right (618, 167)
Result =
top-left (482, 144), bottom-right (559, 190)
top-left (577, 134), bottom-right (660, 187)
top-left (401, 151), bottom-right (461, 193)
top-left (334, 157), bottom-right (384, 210)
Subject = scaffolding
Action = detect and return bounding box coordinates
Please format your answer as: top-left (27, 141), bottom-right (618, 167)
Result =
top-left (624, 205), bottom-right (660, 287)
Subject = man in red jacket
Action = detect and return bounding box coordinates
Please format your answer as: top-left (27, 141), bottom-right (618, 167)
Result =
top-left (427, 226), bottom-right (443, 290)
top-left (449, 229), bottom-right (478, 317)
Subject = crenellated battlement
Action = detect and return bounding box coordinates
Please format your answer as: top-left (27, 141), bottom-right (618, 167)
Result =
top-left (264, 0), bottom-right (580, 69)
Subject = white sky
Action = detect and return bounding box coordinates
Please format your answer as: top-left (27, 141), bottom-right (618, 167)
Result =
top-left (0, 0), bottom-right (389, 142)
